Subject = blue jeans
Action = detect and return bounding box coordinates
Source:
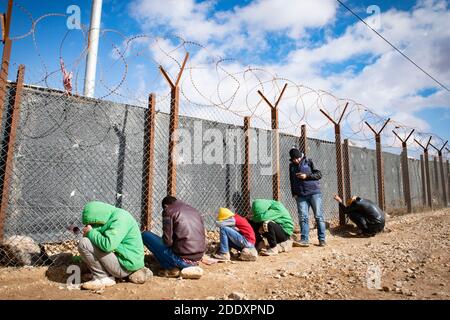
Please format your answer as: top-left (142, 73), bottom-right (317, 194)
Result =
top-left (141, 231), bottom-right (194, 269)
top-left (296, 193), bottom-right (326, 242)
top-left (219, 226), bottom-right (254, 254)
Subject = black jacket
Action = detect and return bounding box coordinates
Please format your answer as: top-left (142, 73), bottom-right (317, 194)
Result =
top-left (289, 158), bottom-right (322, 197)
top-left (339, 197), bottom-right (385, 225)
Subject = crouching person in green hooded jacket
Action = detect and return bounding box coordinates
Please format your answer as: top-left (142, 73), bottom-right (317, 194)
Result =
top-left (250, 199), bottom-right (294, 256)
top-left (78, 201), bottom-right (151, 290)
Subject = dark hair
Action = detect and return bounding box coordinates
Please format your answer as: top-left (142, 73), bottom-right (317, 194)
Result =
top-left (162, 196), bottom-right (177, 208)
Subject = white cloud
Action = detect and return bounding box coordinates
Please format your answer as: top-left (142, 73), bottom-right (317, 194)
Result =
top-left (228, 0), bottom-right (337, 38)
top-left (129, 0), bottom-right (337, 43)
top-left (126, 0), bottom-right (450, 142)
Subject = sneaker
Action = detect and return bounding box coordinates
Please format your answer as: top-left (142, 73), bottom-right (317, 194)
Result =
top-left (212, 252), bottom-right (231, 261)
top-left (319, 240), bottom-right (326, 247)
top-left (129, 267), bottom-right (153, 284)
top-left (239, 248), bottom-right (258, 261)
top-left (81, 276), bottom-right (116, 290)
top-left (278, 240), bottom-right (293, 252)
top-left (157, 267), bottom-right (180, 278)
top-left (260, 247), bottom-right (279, 256)
top-left (293, 241), bottom-right (310, 247)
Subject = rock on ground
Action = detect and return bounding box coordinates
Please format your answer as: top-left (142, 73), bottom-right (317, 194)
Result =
top-left (0, 235), bottom-right (42, 266)
top-left (181, 266), bottom-right (203, 279)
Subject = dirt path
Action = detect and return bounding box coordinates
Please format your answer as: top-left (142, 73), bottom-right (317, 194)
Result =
top-left (0, 208), bottom-right (449, 300)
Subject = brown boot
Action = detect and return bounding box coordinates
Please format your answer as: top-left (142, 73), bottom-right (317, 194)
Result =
top-left (157, 267), bottom-right (180, 278)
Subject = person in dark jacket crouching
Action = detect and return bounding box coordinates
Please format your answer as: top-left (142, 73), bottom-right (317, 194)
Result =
top-left (142, 196), bottom-right (206, 277)
top-left (333, 194), bottom-right (385, 236)
top-left (289, 148), bottom-right (326, 247)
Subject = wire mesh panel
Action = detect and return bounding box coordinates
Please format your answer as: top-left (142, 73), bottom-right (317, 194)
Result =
top-left (430, 156), bottom-right (442, 208)
top-left (175, 115), bottom-right (246, 230)
top-left (408, 158), bottom-right (424, 210)
top-left (306, 138), bottom-right (338, 221)
top-left (383, 152), bottom-right (404, 210)
top-left (249, 128), bottom-right (273, 203)
top-left (149, 110), bottom-right (169, 236)
top-left (349, 146), bottom-right (378, 203)
top-left (279, 133), bottom-right (301, 226)
top-left (1, 86), bottom-right (148, 266)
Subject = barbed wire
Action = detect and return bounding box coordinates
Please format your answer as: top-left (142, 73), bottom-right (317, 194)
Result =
top-left (4, 2), bottom-right (449, 159)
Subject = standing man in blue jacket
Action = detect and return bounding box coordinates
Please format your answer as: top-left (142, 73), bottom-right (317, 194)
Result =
top-left (289, 148), bottom-right (326, 247)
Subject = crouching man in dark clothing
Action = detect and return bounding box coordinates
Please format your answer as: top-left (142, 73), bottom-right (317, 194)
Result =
top-left (334, 195), bottom-right (385, 236)
top-left (142, 196), bottom-right (206, 277)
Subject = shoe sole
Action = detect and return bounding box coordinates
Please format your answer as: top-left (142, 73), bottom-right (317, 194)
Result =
top-left (81, 282), bottom-right (115, 290)
top-left (239, 255), bottom-right (257, 261)
top-left (260, 252), bottom-right (278, 256)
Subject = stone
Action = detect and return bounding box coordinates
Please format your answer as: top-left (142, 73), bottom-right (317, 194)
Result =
top-left (0, 235), bottom-right (42, 266)
top-left (129, 267), bottom-right (153, 284)
top-left (382, 286), bottom-right (390, 292)
top-left (180, 266), bottom-right (203, 279)
top-left (274, 274), bottom-right (281, 279)
top-left (229, 292), bottom-right (245, 300)
top-left (240, 248), bottom-right (258, 261)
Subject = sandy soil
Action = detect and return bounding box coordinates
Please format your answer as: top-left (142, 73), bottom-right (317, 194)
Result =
top-left (0, 208), bottom-right (449, 300)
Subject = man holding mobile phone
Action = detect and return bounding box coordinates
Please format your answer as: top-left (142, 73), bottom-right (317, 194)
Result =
top-left (289, 148), bottom-right (326, 247)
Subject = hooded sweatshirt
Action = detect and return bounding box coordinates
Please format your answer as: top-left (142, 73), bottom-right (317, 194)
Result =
top-left (251, 199), bottom-right (294, 236)
top-left (82, 201), bottom-right (145, 272)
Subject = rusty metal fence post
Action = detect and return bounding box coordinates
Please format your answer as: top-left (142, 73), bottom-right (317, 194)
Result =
top-left (447, 156), bottom-right (450, 203)
top-left (159, 53), bottom-right (189, 197)
top-left (343, 139), bottom-right (352, 204)
top-left (430, 141), bottom-right (448, 208)
top-left (393, 129), bottom-right (414, 212)
top-left (258, 83), bottom-right (287, 201)
top-left (320, 103), bottom-right (348, 226)
top-left (141, 93), bottom-right (156, 231)
top-left (446, 152), bottom-right (450, 203)
top-left (300, 124), bottom-right (307, 156)
top-left (0, 0), bottom-right (14, 128)
top-left (365, 118), bottom-right (390, 211)
top-left (0, 64), bottom-right (24, 240)
top-left (242, 116), bottom-right (251, 216)
top-left (415, 137), bottom-right (433, 209)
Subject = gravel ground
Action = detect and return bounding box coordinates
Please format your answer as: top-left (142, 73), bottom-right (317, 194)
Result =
top-left (0, 208), bottom-right (448, 300)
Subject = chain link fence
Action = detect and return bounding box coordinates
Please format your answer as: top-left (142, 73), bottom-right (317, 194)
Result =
top-left (0, 83), bottom-right (449, 267)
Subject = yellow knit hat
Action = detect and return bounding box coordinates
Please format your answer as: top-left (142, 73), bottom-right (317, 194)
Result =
top-left (346, 196), bottom-right (357, 206)
top-left (217, 207), bottom-right (235, 221)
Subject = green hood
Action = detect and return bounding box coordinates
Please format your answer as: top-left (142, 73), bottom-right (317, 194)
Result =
top-left (82, 201), bottom-right (115, 225)
top-left (81, 201), bottom-right (145, 272)
top-left (252, 199), bottom-right (273, 216)
top-left (251, 199), bottom-right (294, 236)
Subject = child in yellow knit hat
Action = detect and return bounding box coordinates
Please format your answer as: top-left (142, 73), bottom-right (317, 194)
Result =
top-left (213, 208), bottom-right (258, 261)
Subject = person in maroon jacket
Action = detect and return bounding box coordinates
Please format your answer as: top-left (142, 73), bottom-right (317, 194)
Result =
top-left (142, 196), bottom-right (206, 277)
top-left (212, 207), bottom-right (258, 261)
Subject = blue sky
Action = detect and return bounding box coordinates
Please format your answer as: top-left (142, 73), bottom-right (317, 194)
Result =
top-left (2, 0), bottom-right (449, 151)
